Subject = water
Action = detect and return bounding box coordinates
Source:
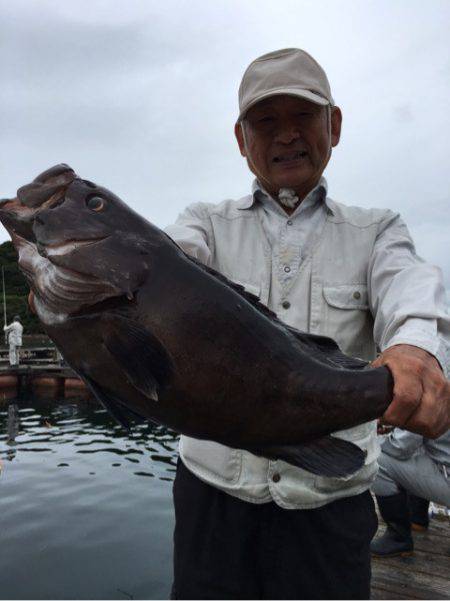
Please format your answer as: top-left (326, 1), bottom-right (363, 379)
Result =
top-left (0, 394), bottom-right (178, 600)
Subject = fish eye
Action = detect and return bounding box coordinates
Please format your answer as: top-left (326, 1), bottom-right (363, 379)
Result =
top-left (86, 196), bottom-right (106, 212)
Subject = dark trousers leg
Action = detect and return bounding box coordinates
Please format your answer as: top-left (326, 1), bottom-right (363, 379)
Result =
top-left (172, 460), bottom-right (262, 599)
top-left (172, 460), bottom-right (378, 600)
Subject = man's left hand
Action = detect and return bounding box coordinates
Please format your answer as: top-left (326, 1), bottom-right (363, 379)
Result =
top-left (372, 344), bottom-right (450, 439)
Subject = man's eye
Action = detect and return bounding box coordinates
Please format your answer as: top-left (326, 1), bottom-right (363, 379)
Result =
top-left (258, 116), bottom-right (275, 123)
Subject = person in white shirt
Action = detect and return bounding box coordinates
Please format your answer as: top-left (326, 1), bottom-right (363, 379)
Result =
top-left (4, 315), bottom-right (23, 366)
top-left (164, 48), bottom-right (450, 600)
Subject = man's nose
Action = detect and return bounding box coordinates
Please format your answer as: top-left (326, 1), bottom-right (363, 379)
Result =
top-left (273, 123), bottom-right (301, 145)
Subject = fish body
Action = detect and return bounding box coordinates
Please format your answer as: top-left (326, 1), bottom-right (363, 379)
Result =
top-left (0, 165), bottom-right (394, 477)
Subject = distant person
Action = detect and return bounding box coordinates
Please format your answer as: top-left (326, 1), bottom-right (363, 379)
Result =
top-left (371, 427), bottom-right (450, 557)
top-left (4, 315), bottom-right (23, 366)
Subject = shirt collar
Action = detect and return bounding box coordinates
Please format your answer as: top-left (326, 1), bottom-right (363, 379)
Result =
top-left (236, 176), bottom-right (333, 214)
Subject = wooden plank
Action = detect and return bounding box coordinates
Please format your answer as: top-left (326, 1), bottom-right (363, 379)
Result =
top-left (371, 517), bottom-right (450, 599)
top-left (371, 584), bottom-right (417, 600)
top-left (372, 548), bottom-right (450, 580)
top-left (371, 562), bottom-right (450, 599)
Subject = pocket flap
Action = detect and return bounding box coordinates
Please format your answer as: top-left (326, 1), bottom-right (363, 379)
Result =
top-left (323, 284), bottom-right (368, 310)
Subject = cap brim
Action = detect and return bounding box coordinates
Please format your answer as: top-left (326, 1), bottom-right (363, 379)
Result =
top-left (238, 87), bottom-right (330, 121)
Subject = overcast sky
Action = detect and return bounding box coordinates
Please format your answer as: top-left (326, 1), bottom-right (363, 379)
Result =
top-left (1, 0), bottom-right (449, 291)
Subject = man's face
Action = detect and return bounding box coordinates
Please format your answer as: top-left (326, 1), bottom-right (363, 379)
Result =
top-left (235, 95), bottom-right (342, 199)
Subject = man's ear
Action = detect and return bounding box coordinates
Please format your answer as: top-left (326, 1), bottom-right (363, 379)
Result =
top-left (330, 107), bottom-right (342, 148)
top-left (234, 122), bottom-right (247, 157)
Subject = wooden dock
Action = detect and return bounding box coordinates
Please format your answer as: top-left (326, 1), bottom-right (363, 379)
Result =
top-left (0, 345), bottom-right (84, 396)
top-left (371, 514), bottom-right (450, 599)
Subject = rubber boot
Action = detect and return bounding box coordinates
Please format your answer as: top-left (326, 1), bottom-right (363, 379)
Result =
top-left (409, 494), bottom-right (429, 531)
top-left (371, 491), bottom-right (414, 557)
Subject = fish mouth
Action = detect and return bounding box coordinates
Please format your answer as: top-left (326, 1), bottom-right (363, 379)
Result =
top-left (39, 237), bottom-right (109, 258)
top-left (12, 232), bottom-right (121, 325)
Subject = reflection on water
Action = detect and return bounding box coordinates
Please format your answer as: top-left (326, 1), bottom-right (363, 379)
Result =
top-left (0, 394), bottom-right (178, 600)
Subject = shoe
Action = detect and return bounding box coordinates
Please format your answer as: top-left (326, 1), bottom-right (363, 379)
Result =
top-left (371, 491), bottom-right (414, 557)
top-left (409, 494), bottom-right (429, 531)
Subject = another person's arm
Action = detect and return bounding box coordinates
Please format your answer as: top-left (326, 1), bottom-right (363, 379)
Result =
top-left (368, 212), bottom-right (450, 438)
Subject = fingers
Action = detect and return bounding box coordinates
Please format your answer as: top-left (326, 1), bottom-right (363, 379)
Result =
top-left (376, 353), bottom-right (423, 426)
top-left (374, 344), bottom-right (450, 438)
top-left (403, 385), bottom-right (450, 438)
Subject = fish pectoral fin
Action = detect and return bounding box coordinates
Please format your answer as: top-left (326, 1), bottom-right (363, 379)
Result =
top-left (101, 314), bottom-right (173, 402)
top-left (250, 436), bottom-right (366, 477)
top-left (84, 376), bottom-right (145, 430)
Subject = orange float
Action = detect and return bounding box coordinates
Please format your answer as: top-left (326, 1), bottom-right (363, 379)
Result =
top-left (0, 374), bottom-right (18, 388)
top-left (64, 377), bottom-right (90, 398)
top-left (0, 374), bottom-right (18, 402)
top-left (32, 376), bottom-right (61, 389)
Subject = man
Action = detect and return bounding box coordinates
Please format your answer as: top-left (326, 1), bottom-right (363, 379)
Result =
top-left (4, 315), bottom-right (23, 366)
top-left (371, 427), bottom-right (450, 557)
top-left (164, 48), bottom-right (450, 599)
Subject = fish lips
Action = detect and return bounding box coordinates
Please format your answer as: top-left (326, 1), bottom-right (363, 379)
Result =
top-left (17, 164), bottom-right (75, 208)
top-left (0, 198), bottom-right (37, 243)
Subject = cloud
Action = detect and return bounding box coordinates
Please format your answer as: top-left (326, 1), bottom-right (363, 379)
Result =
top-left (1, 0), bottom-right (449, 290)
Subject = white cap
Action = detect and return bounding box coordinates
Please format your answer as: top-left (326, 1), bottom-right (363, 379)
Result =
top-left (238, 48), bottom-right (334, 121)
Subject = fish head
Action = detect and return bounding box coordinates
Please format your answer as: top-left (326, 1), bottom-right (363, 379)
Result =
top-left (0, 164), bottom-right (162, 324)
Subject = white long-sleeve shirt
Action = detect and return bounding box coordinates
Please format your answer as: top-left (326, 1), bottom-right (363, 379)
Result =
top-left (4, 320), bottom-right (23, 346)
top-left (164, 178), bottom-right (450, 508)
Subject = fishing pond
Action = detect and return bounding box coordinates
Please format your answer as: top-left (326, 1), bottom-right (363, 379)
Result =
top-left (0, 394), bottom-right (177, 600)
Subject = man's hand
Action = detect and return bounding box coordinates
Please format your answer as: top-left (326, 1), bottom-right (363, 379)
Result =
top-left (372, 344), bottom-right (450, 438)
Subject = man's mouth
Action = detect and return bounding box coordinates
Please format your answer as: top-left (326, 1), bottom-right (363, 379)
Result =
top-left (273, 151), bottom-right (308, 164)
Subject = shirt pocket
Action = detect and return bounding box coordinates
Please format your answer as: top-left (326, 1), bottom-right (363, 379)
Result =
top-left (321, 284), bottom-right (373, 358)
top-left (322, 284), bottom-right (369, 310)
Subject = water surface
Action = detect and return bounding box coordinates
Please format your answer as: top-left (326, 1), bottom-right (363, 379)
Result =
top-left (0, 395), bottom-right (178, 600)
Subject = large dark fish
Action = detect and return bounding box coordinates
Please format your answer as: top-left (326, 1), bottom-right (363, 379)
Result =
top-left (0, 165), bottom-right (394, 477)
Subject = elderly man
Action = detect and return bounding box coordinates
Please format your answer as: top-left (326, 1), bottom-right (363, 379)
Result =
top-left (165, 48), bottom-right (450, 599)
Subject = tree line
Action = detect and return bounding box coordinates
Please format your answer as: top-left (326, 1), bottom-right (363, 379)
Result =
top-left (0, 241), bottom-right (44, 334)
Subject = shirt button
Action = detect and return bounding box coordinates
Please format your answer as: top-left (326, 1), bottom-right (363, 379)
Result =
top-left (353, 291), bottom-right (361, 300)
top-left (272, 473), bottom-right (281, 483)
top-left (282, 300), bottom-right (290, 309)
top-left (284, 265), bottom-right (291, 273)
top-left (287, 219), bottom-right (293, 226)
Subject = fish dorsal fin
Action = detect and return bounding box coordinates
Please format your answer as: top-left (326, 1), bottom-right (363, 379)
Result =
top-left (185, 254), bottom-right (367, 371)
top-left (185, 254), bottom-right (280, 321)
top-left (249, 436), bottom-right (366, 477)
top-left (101, 314), bottom-right (173, 402)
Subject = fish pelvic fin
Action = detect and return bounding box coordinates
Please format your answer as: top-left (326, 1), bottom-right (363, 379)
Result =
top-left (249, 436), bottom-right (366, 477)
top-left (101, 313), bottom-right (173, 402)
top-left (83, 376), bottom-right (145, 430)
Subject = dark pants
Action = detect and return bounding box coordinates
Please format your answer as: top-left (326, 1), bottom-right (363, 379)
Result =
top-left (172, 460), bottom-right (378, 600)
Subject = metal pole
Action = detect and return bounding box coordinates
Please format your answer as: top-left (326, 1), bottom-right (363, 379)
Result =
top-left (2, 266), bottom-right (7, 343)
